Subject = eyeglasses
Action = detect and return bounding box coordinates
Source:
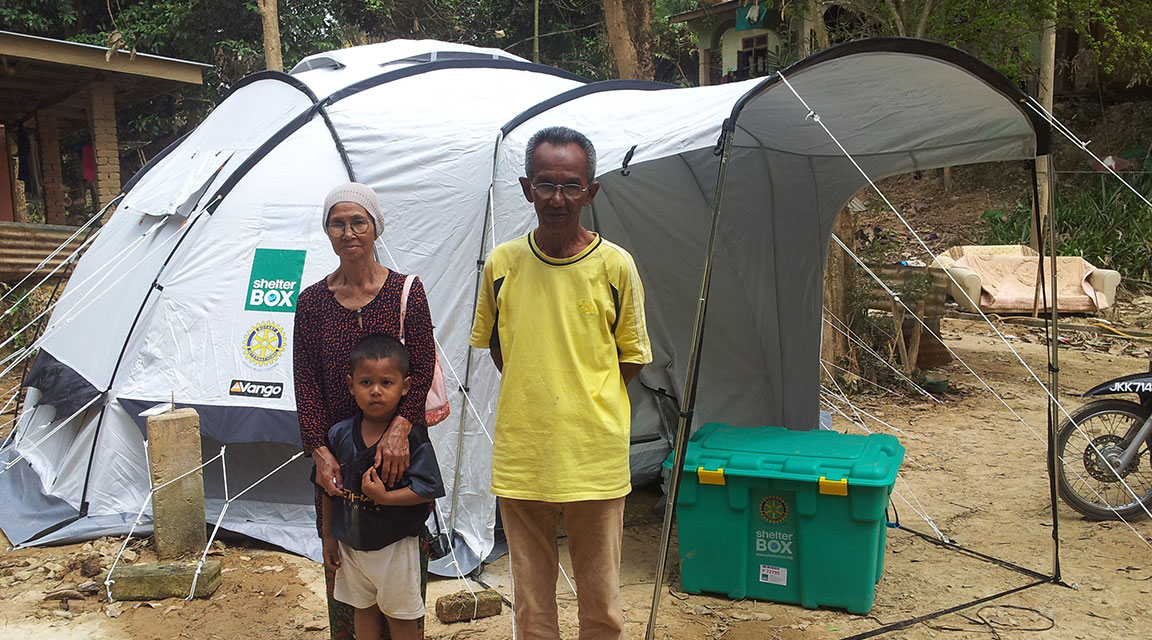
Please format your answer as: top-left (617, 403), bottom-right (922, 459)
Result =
top-left (531, 182), bottom-right (588, 200)
top-left (326, 217), bottom-right (372, 238)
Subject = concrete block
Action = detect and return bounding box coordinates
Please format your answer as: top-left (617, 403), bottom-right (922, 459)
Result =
top-left (108, 560), bottom-right (221, 601)
top-left (435, 589), bottom-right (502, 623)
top-left (146, 408), bottom-right (207, 559)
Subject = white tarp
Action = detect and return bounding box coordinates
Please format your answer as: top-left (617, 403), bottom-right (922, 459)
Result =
top-left (2, 38), bottom-right (1043, 571)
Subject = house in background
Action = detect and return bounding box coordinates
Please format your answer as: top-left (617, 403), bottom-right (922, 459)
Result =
top-left (670, 1), bottom-right (817, 86)
top-left (0, 31), bottom-right (207, 280)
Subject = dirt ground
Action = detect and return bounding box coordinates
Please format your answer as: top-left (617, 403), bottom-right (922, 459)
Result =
top-left (2, 312), bottom-right (1150, 639)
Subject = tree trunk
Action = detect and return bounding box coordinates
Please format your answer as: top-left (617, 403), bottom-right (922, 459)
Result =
top-left (601, 0), bottom-right (654, 80)
top-left (809, 0), bottom-right (830, 50)
top-left (883, 0), bottom-right (908, 36)
top-left (821, 207), bottom-right (854, 377)
top-left (257, 0), bottom-right (283, 72)
top-left (1032, 13), bottom-right (1056, 255)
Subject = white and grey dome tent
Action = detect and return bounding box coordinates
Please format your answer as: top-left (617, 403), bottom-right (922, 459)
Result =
top-left (0, 40), bottom-right (587, 570)
top-left (1, 39), bottom-right (1050, 588)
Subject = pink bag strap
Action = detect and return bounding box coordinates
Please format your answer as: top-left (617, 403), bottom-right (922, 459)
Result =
top-left (398, 274), bottom-right (415, 345)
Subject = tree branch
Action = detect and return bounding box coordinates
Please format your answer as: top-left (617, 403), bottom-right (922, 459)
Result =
top-left (504, 21), bottom-right (604, 52)
top-left (883, 0), bottom-right (907, 37)
top-left (914, 0), bottom-right (933, 39)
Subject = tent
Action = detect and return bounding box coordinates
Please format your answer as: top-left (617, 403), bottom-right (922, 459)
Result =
top-left (0, 38), bottom-right (1045, 574)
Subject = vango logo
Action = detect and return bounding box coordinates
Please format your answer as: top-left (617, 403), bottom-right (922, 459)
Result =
top-left (230, 379), bottom-right (284, 399)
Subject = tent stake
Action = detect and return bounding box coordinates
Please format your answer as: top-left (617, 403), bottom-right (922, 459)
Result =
top-left (645, 126), bottom-right (735, 640)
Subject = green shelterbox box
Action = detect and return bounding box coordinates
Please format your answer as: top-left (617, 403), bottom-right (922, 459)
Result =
top-left (664, 423), bottom-right (904, 614)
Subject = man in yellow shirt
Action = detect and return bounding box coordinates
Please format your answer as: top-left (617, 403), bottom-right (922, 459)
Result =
top-left (470, 126), bottom-right (651, 639)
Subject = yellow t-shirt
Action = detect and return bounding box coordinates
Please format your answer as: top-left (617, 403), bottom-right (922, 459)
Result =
top-left (470, 232), bottom-right (652, 501)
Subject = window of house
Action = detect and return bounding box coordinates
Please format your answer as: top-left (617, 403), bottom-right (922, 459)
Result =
top-left (737, 35), bottom-right (777, 79)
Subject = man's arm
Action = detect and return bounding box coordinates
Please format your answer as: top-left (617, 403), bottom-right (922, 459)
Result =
top-left (620, 362), bottom-right (644, 385)
top-left (489, 329), bottom-right (503, 373)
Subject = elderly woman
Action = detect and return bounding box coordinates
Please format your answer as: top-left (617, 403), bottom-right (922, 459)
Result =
top-left (294, 182), bottom-right (436, 640)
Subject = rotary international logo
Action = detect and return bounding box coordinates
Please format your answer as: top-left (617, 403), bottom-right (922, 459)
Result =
top-left (243, 321), bottom-right (285, 367)
top-left (759, 495), bottom-right (788, 524)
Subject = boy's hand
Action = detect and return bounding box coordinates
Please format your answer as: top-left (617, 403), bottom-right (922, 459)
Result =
top-left (322, 536), bottom-right (341, 571)
top-left (362, 467), bottom-right (389, 504)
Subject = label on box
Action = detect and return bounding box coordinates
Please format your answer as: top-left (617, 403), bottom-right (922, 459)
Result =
top-left (759, 564), bottom-right (788, 586)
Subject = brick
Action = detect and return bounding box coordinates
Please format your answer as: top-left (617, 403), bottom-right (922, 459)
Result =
top-left (108, 560), bottom-right (221, 601)
top-left (435, 589), bottom-right (502, 623)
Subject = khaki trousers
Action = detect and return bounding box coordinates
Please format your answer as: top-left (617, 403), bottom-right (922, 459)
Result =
top-left (499, 497), bottom-right (626, 640)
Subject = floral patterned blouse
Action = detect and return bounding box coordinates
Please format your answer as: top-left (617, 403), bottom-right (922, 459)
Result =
top-left (293, 269), bottom-right (436, 456)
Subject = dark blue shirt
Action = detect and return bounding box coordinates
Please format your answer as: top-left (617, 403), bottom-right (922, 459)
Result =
top-left (323, 412), bottom-right (445, 551)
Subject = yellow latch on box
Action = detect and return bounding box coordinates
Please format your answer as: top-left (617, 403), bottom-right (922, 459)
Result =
top-left (819, 476), bottom-right (848, 496)
top-left (697, 467), bottom-right (726, 485)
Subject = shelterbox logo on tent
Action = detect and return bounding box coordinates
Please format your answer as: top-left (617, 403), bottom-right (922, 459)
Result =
top-left (245, 248), bottom-right (306, 312)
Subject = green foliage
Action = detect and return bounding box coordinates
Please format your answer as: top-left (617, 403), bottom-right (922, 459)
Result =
top-left (1054, 169), bottom-right (1152, 282)
top-left (0, 284), bottom-right (54, 353)
top-left (842, 229), bottom-right (909, 385)
top-left (1060, 0), bottom-right (1152, 85)
top-left (981, 170), bottom-right (1152, 282)
top-left (927, 0), bottom-right (1049, 82)
top-left (980, 201), bottom-right (1032, 245)
top-left (0, 0), bottom-right (78, 35)
top-left (798, 1), bottom-right (1152, 87)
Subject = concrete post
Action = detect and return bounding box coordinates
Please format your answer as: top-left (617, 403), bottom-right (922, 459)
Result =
top-left (88, 81), bottom-right (121, 221)
top-left (146, 408), bottom-right (207, 559)
top-left (1, 125), bottom-right (15, 223)
top-left (698, 47), bottom-right (711, 86)
top-left (36, 111), bottom-right (67, 225)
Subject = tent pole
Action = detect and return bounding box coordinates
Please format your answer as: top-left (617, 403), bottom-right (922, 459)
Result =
top-left (446, 134), bottom-right (504, 540)
top-left (1045, 153), bottom-right (1062, 581)
top-left (645, 125), bottom-right (735, 640)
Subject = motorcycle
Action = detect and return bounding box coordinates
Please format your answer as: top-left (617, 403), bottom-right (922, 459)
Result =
top-left (1056, 358), bottom-right (1152, 520)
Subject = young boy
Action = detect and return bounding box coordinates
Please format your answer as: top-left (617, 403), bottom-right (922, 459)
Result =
top-left (320, 333), bottom-right (445, 640)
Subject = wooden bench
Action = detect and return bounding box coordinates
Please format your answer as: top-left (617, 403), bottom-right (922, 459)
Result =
top-left (860, 264), bottom-right (951, 371)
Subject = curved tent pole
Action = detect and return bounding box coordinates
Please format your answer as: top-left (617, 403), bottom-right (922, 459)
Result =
top-left (219, 69), bottom-right (356, 180)
top-left (645, 122), bottom-right (736, 640)
top-left (72, 102), bottom-right (349, 523)
top-left (444, 131), bottom-right (505, 543)
top-left (76, 209), bottom-right (209, 516)
top-left (499, 79), bottom-right (674, 137)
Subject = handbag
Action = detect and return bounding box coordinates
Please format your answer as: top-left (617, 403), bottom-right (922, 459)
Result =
top-left (399, 274), bottom-right (451, 426)
top-left (428, 504), bottom-right (452, 561)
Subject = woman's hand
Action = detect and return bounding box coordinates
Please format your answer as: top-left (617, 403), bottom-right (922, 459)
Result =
top-left (322, 536), bottom-right (342, 571)
top-left (313, 446), bottom-right (344, 496)
top-left (374, 415), bottom-right (412, 486)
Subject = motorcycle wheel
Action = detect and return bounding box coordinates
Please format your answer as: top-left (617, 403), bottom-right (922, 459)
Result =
top-left (1056, 399), bottom-right (1152, 521)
